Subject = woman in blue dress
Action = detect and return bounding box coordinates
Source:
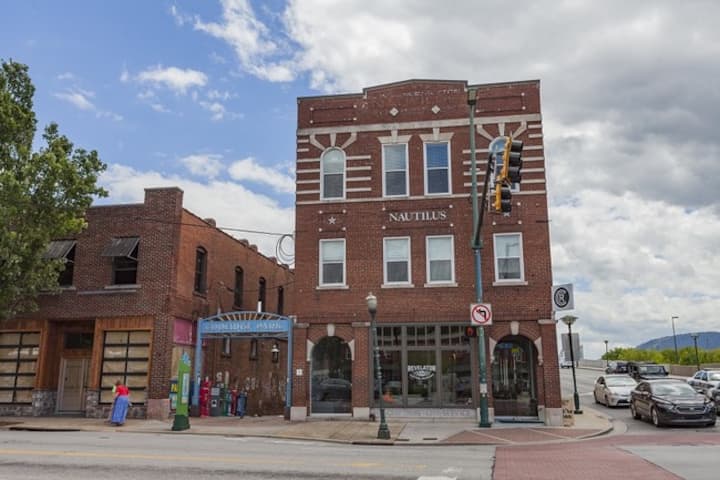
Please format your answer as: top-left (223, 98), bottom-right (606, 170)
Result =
top-left (110, 380), bottom-right (130, 426)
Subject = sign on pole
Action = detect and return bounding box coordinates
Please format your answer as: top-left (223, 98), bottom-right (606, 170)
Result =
top-left (172, 352), bottom-right (191, 431)
top-left (552, 284), bottom-right (574, 311)
top-left (470, 303), bottom-right (493, 326)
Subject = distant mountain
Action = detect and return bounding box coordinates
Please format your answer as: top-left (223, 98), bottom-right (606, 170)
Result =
top-left (637, 331), bottom-right (720, 351)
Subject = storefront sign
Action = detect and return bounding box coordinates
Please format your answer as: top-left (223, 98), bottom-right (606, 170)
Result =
top-left (200, 319), bottom-right (290, 335)
top-left (408, 365), bottom-right (436, 381)
top-left (388, 210), bottom-right (447, 223)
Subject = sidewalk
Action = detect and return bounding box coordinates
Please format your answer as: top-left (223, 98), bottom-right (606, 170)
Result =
top-left (0, 407), bottom-right (612, 446)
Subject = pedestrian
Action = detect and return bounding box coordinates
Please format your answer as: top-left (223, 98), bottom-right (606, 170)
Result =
top-left (110, 380), bottom-right (130, 426)
top-left (105, 383), bottom-right (117, 423)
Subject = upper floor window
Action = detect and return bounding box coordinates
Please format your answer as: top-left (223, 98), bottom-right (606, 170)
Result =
top-left (494, 233), bottom-right (524, 282)
top-left (101, 237), bottom-right (139, 285)
top-left (258, 277), bottom-right (267, 311)
top-left (426, 235), bottom-right (454, 284)
top-left (45, 240), bottom-right (76, 287)
top-left (383, 144), bottom-right (408, 197)
top-left (194, 247), bottom-right (207, 293)
top-left (233, 266), bottom-right (244, 308)
top-left (319, 239), bottom-right (346, 286)
top-left (424, 142), bottom-right (450, 195)
top-left (321, 148), bottom-right (345, 200)
top-left (277, 286), bottom-right (284, 315)
top-left (383, 237), bottom-right (411, 285)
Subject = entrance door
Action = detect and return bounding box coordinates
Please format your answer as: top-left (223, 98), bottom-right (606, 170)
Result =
top-left (58, 358), bottom-right (88, 412)
top-left (311, 336), bottom-right (352, 414)
top-left (491, 336), bottom-right (538, 419)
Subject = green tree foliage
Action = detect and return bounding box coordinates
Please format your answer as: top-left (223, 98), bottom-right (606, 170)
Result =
top-left (603, 346), bottom-right (720, 365)
top-left (0, 60), bottom-right (107, 319)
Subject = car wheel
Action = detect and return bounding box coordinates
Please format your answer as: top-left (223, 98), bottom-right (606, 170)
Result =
top-left (706, 420), bottom-right (716, 427)
top-left (651, 407), bottom-right (662, 427)
top-left (630, 402), bottom-right (641, 420)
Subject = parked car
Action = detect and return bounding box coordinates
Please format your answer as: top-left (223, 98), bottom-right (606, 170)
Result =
top-left (686, 369), bottom-right (720, 396)
top-left (627, 362), bottom-right (669, 380)
top-left (560, 360), bottom-right (574, 369)
top-left (605, 361), bottom-right (629, 374)
top-left (630, 379), bottom-right (716, 427)
top-left (593, 374), bottom-right (637, 407)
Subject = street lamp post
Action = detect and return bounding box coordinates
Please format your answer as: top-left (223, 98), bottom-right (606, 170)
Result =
top-left (671, 316), bottom-right (679, 364)
top-left (366, 293), bottom-right (390, 440)
top-left (691, 332), bottom-right (701, 372)
top-left (561, 315), bottom-right (582, 414)
top-left (604, 340), bottom-right (609, 368)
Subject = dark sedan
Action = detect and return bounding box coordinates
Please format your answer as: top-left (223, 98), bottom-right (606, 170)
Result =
top-left (630, 379), bottom-right (716, 427)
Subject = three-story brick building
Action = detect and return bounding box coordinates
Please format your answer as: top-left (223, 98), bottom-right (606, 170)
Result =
top-left (290, 79), bottom-right (562, 425)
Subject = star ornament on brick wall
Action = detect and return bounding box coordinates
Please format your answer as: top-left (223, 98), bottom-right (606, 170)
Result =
top-left (328, 216), bottom-right (337, 225)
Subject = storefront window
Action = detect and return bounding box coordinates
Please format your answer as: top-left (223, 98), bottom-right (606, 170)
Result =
top-left (441, 350), bottom-right (472, 406)
top-left (100, 330), bottom-right (150, 404)
top-left (0, 332), bottom-right (39, 404)
top-left (407, 351), bottom-right (437, 407)
top-left (311, 336), bottom-right (352, 414)
top-left (378, 351), bottom-right (402, 405)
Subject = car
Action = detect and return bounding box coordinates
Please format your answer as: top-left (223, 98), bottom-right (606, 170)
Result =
top-left (630, 379), bottom-right (716, 427)
top-left (627, 362), bottom-right (669, 381)
top-left (687, 369), bottom-right (720, 396)
top-left (605, 361), bottom-right (628, 374)
top-left (593, 374), bottom-right (637, 407)
top-left (560, 360), bottom-right (574, 369)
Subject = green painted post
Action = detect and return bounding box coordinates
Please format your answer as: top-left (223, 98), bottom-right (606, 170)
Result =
top-left (172, 352), bottom-right (191, 431)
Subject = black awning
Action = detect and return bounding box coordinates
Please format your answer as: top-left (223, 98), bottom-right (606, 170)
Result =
top-left (43, 240), bottom-right (76, 260)
top-left (101, 237), bottom-right (139, 258)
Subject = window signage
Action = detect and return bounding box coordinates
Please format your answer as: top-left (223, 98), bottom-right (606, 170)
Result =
top-left (408, 365), bottom-right (436, 380)
top-left (200, 319), bottom-right (290, 335)
top-left (388, 210), bottom-right (447, 223)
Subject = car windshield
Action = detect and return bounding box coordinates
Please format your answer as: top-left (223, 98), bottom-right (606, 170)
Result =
top-left (653, 383), bottom-right (696, 396)
top-left (606, 377), bottom-right (636, 387)
top-left (708, 372), bottom-right (720, 381)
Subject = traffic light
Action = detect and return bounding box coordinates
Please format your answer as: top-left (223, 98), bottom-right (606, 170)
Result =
top-left (505, 139), bottom-right (523, 184)
top-left (493, 182), bottom-right (512, 213)
top-left (464, 326), bottom-right (478, 338)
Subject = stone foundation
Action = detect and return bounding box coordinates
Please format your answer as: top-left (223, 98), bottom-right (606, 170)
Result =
top-left (33, 390), bottom-right (57, 416)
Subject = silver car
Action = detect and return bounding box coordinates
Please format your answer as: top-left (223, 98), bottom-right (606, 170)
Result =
top-left (594, 374), bottom-right (637, 407)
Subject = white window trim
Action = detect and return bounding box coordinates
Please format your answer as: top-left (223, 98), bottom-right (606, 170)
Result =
top-left (319, 238), bottom-right (346, 287)
top-left (425, 235), bottom-right (455, 284)
top-left (423, 141), bottom-right (452, 196)
top-left (382, 143), bottom-right (409, 198)
top-left (383, 236), bottom-right (411, 286)
top-left (493, 232), bottom-right (525, 283)
top-left (320, 148), bottom-right (346, 200)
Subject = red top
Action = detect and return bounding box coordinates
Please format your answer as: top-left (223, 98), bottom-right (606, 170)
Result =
top-left (116, 385), bottom-right (129, 396)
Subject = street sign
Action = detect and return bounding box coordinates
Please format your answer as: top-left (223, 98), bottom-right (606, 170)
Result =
top-left (470, 303), bottom-right (493, 326)
top-left (552, 284), bottom-right (574, 311)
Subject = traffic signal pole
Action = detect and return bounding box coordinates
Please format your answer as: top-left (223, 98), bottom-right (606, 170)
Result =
top-left (468, 88), bottom-right (491, 428)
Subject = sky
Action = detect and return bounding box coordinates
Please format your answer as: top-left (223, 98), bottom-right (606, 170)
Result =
top-left (3, 0), bottom-right (719, 359)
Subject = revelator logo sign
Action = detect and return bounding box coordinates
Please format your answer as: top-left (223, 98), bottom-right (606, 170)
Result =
top-left (408, 365), bottom-right (436, 381)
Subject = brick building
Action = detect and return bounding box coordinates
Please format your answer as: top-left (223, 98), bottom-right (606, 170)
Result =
top-left (290, 79), bottom-right (562, 425)
top-left (0, 187), bottom-right (294, 419)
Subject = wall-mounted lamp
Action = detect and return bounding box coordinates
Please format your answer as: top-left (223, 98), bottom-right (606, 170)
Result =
top-left (271, 343), bottom-right (280, 364)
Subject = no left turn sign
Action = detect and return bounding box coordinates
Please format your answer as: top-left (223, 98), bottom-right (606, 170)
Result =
top-left (470, 303), bottom-right (493, 326)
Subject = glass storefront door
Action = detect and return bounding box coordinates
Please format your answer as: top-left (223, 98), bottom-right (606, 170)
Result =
top-left (492, 336), bottom-right (538, 418)
top-left (311, 336), bottom-right (352, 414)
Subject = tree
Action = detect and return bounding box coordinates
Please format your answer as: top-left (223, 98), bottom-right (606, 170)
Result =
top-left (0, 59), bottom-right (107, 319)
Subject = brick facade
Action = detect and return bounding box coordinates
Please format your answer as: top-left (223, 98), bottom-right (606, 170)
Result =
top-left (291, 79), bottom-right (562, 425)
top-left (1, 187), bottom-right (294, 419)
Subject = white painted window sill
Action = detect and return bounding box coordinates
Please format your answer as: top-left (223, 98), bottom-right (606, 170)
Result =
top-left (316, 284), bottom-right (349, 290)
top-left (423, 282), bottom-right (458, 288)
top-left (381, 283), bottom-right (415, 289)
top-left (492, 280), bottom-right (528, 287)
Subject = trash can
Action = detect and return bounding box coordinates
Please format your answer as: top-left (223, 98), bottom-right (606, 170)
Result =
top-left (236, 391), bottom-right (247, 418)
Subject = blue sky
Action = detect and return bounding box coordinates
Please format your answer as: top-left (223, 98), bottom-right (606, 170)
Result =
top-left (3, 1), bottom-right (720, 358)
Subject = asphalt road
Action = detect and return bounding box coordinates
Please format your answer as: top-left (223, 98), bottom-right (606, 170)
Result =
top-left (0, 430), bottom-right (493, 480)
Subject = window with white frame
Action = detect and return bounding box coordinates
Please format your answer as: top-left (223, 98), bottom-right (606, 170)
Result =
top-left (383, 144), bottom-right (408, 197)
top-left (426, 235), bottom-right (454, 283)
top-left (319, 239), bottom-right (346, 286)
top-left (494, 233), bottom-right (524, 281)
top-left (383, 237), bottom-right (411, 284)
top-left (424, 142), bottom-right (450, 195)
top-left (321, 148), bottom-right (345, 200)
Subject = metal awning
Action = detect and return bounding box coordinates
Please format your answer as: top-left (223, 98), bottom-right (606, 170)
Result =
top-left (43, 240), bottom-right (76, 260)
top-left (101, 237), bottom-right (139, 258)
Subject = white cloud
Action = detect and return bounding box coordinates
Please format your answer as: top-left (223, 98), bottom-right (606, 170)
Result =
top-left (150, 103), bottom-right (171, 113)
top-left (54, 89), bottom-right (95, 110)
top-left (180, 154), bottom-right (225, 178)
top-left (207, 89), bottom-right (235, 101)
top-left (228, 157), bottom-right (295, 194)
top-left (57, 72), bottom-right (75, 81)
top-left (135, 65), bottom-right (208, 94)
top-left (99, 163), bottom-right (294, 257)
top-left (198, 100), bottom-right (242, 121)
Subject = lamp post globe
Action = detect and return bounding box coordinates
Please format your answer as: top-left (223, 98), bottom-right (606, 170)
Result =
top-left (366, 293), bottom-right (390, 440)
top-left (560, 315), bottom-right (582, 414)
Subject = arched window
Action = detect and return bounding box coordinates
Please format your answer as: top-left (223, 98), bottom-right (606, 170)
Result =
top-left (194, 247), bottom-right (207, 293)
top-left (233, 266), bottom-right (244, 308)
top-left (321, 148), bottom-right (345, 199)
top-left (258, 277), bottom-right (266, 312)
